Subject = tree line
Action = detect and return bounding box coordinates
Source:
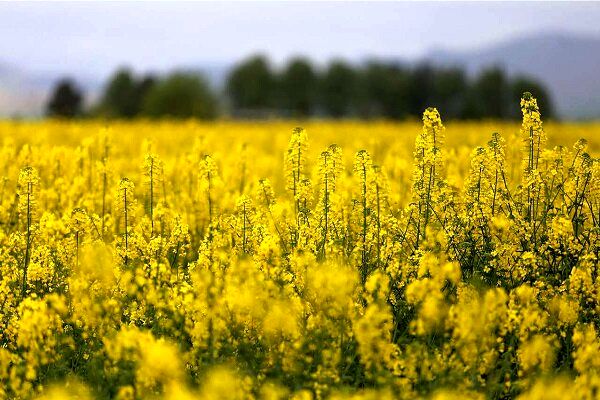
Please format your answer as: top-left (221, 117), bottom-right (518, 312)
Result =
top-left (47, 55), bottom-right (554, 120)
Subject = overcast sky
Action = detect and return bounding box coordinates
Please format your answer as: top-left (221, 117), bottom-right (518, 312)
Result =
top-left (2, 1), bottom-right (600, 77)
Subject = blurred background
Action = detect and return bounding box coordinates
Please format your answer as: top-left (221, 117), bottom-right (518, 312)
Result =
top-left (1, 1), bottom-right (600, 120)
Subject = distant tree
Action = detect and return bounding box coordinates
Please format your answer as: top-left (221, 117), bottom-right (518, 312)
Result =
top-left (278, 57), bottom-right (318, 117)
top-left (141, 73), bottom-right (217, 119)
top-left (99, 68), bottom-right (137, 118)
top-left (98, 68), bottom-right (157, 118)
top-left (407, 64), bottom-right (436, 117)
top-left (360, 62), bottom-right (410, 119)
top-left (432, 68), bottom-right (468, 119)
top-left (226, 55), bottom-right (275, 113)
top-left (320, 60), bottom-right (358, 117)
top-left (510, 76), bottom-right (554, 119)
top-left (46, 78), bottom-right (83, 118)
top-left (466, 67), bottom-right (510, 119)
top-left (135, 75), bottom-right (157, 109)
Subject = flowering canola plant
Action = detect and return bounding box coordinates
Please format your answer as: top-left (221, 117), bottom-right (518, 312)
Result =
top-left (0, 93), bottom-right (599, 399)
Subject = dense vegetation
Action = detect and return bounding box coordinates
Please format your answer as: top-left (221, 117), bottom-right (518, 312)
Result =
top-left (46, 56), bottom-right (554, 121)
top-left (1, 94), bottom-right (599, 399)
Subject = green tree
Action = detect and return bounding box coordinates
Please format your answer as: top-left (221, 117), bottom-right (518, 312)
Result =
top-left (98, 68), bottom-right (157, 118)
top-left (360, 62), bottom-right (410, 119)
top-left (99, 68), bottom-right (135, 118)
top-left (432, 68), bottom-right (468, 119)
top-left (141, 73), bottom-right (217, 119)
top-left (510, 76), bottom-right (554, 119)
top-left (407, 64), bottom-right (436, 117)
top-left (320, 60), bottom-right (358, 117)
top-left (278, 57), bottom-right (318, 117)
top-left (465, 67), bottom-right (510, 119)
top-left (226, 55), bottom-right (275, 113)
top-left (46, 78), bottom-right (84, 118)
top-left (136, 75), bottom-right (157, 104)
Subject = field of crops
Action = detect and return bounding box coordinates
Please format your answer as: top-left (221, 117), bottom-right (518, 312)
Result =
top-left (0, 94), bottom-right (599, 399)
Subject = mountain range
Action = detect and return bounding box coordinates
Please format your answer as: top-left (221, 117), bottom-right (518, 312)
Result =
top-left (1, 31), bottom-right (599, 119)
top-left (424, 32), bottom-right (600, 119)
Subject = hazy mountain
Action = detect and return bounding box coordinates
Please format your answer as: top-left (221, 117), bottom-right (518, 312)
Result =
top-left (0, 61), bottom-right (104, 118)
top-left (424, 32), bottom-right (600, 119)
top-left (0, 62), bottom-right (48, 117)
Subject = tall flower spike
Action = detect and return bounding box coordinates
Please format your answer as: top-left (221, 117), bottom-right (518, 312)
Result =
top-left (487, 132), bottom-right (508, 216)
top-left (372, 164), bottom-right (389, 267)
top-left (99, 128), bottom-right (112, 237)
top-left (18, 166), bottom-right (40, 295)
top-left (143, 153), bottom-right (163, 237)
top-left (70, 207), bottom-right (88, 267)
top-left (411, 107), bottom-right (446, 247)
top-left (328, 143), bottom-right (344, 190)
top-left (17, 166), bottom-right (40, 224)
top-left (257, 178), bottom-right (287, 252)
top-left (284, 127), bottom-right (308, 207)
top-left (117, 177), bottom-right (136, 266)
top-left (319, 149), bottom-right (332, 219)
top-left (520, 92), bottom-right (546, 223)
top-left (465, 146), bottom-right (491, 219)
top-left (354, 149), bottom-right (372, 281)
top-left (318, 147), bottom-right (339, 259)
top-left (284, 127), bottom-right (309, 247)
top-left (234, 195), bottom-right (255, 255)
top-left (521, 92), bottom-right (546, 176)
top-left (199, 154), bottom-right (219, 229)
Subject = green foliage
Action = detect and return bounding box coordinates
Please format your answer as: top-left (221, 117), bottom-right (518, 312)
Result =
top-left (226, 55), bottom-right (276, 112)
top-left (407, 64), bottom-right (437, 117)
top-left (431, 67), bottom-right (468, 119)
top-left (141, 73), bottom-right (217, 119)
top-left (54, 57), bottom-right (555, 122)
top-left (97, 68), bottom-right (156, 118)
top-left (359, 62), bottom-right (411, 119)
top-left (320, 60), bottom-right (359, 117)
top-left (278, 57), bottom-right (318, 117)
top-left (46, 78), bottom-right (84, 118)
top-left (225, 55), bottom-right (554, 121)
top-left (465, 67), bottom-right (511, 119)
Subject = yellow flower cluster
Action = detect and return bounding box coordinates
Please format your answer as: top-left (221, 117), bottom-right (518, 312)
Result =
top-left (0, 93), bottom-right (598, 399)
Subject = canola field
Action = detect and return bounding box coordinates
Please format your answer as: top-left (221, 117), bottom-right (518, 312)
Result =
top-left (0, 94), bottom-right (599, 399)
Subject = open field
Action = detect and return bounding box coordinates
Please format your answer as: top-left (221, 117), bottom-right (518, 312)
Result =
top-left (1, 96), bottom-right (599, 399)
top-left (1, 118), bottom-right (598, 191)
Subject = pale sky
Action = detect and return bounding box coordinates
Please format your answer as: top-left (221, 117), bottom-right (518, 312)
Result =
top-left (1, 1), bottom-right (600, 76)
